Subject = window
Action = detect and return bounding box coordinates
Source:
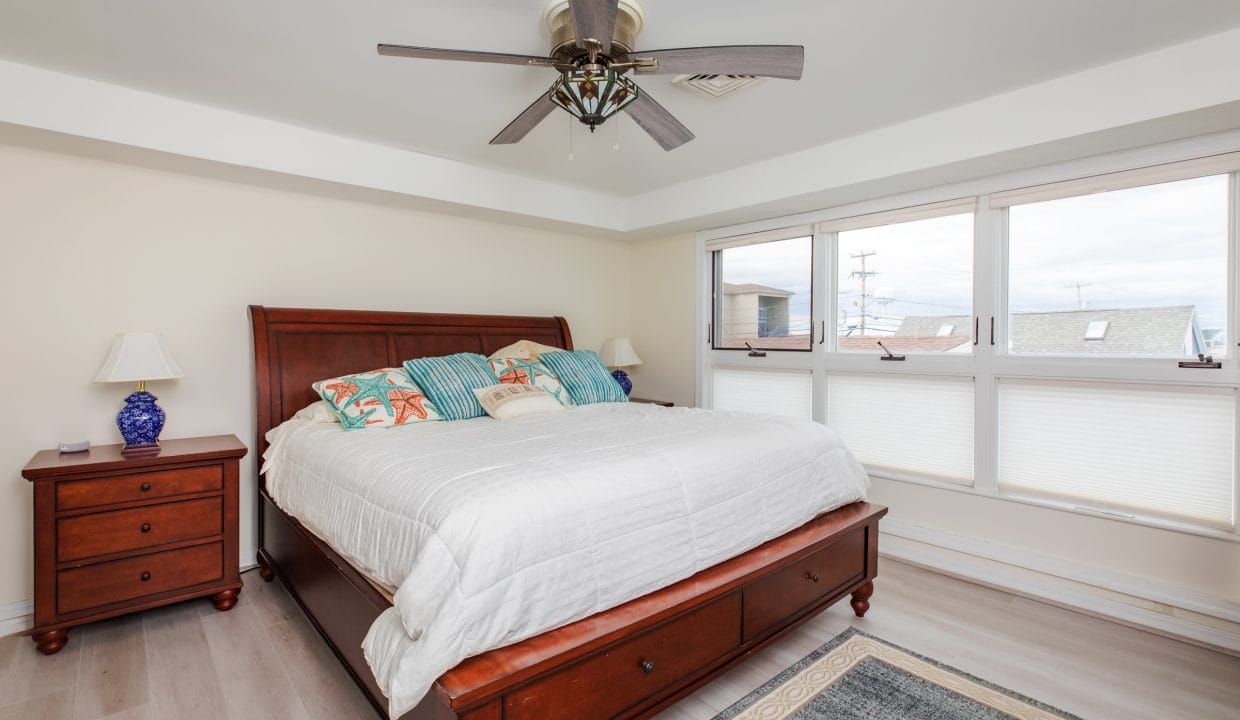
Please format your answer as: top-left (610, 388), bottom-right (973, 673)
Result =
top-left (713, 235), bottom-right (812, 350)
top-left (836, 213), bottom-right (974, 353)
top-left (700, 150), bottom-right (1240, 538)
top-left (1008, 175), bottom-right (1229, 358)
top-left (1084, 320), bottom-right (1109, 340)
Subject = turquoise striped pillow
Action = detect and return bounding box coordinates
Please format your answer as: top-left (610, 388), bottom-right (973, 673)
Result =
top-left (539, 350), bottom-right (628, 405)
top-left (402, 353), bottom-right (499, 421)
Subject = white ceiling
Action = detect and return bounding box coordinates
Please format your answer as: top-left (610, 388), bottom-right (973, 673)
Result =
top-left (4, 0), bottom-right (1240, 197)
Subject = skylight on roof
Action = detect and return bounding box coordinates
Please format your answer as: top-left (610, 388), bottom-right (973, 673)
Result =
top-left (1084, 320), bottom-right (1109, 340)
top-left (936, 324), bottom-right (955, 337)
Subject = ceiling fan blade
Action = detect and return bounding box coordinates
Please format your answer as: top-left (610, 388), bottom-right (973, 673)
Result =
top-left (569, 0), bottom-right (618, 54)
top-left (631, 45), bottom-right (805, 80)
top-left (378, 44), bottom-right (555, 68)
top-left (624, 88), bottom-right (694, 151)
top-left (490, 94), bottom-right (558, 145)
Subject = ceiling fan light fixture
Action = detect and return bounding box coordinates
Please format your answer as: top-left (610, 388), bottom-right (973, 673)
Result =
top-left (549, 68), bottom-right (638, 131)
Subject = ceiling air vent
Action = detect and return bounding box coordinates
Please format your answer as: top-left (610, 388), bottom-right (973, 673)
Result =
top-left (672, 74), bottom-right (763, 98)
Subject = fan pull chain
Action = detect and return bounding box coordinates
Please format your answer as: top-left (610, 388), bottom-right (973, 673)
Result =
top-left (568, 114), bottom-right (574, 161)
top-left (613, 116), bottom-right (620, 151)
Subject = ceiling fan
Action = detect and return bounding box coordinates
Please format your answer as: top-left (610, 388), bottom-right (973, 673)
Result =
top-left (378, 0), bottom-right (804, 151)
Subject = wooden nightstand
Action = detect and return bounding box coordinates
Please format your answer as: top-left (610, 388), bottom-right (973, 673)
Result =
top-left (22, 434), bottom-right (247, 654)
top-left (629, 397), bottom-right (673, 407)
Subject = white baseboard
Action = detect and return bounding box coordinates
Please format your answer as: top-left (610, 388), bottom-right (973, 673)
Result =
top-left (0, 600), bottom-right (32, 638)
top-left (880, 520), bottom-right (1240, 657)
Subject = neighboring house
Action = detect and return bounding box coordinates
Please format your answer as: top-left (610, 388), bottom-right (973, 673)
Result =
top-left (891, 306), bottom-right (1206, 355)
top-left (722, 282), bottom-right (794, 339)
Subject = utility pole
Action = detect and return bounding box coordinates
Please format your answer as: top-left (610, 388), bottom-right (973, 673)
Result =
top-left (1063, 281), bottom-right (1092, 309)
top-left (850, 251), bottom-right (877, 334)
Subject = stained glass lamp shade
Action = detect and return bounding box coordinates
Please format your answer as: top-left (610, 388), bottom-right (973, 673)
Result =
top-left (550, 68), bottom-right (638, 130)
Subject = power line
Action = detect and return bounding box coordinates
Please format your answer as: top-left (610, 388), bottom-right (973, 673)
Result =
top-left (1062, 280), bottom-right (1092, 309)
top-left (849, 251), bottom-right (877, 334)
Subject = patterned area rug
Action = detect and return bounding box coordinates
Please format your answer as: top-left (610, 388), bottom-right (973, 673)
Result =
top-left (713, 628), bottom-right (1081, 720)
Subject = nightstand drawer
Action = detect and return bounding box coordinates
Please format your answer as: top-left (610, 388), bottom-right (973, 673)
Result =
top-left (56, 466), bottom-right (222, 510)
top-left (57, 498), bottom-right (222, 563)
top-left (57, 542), bottom-right (223, 614)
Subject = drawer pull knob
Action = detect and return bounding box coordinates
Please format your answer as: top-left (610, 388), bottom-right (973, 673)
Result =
top-left (140, 482), bottom-right (152, 492)
top-left (640, 660), bottom-right (656, 674)
top-left (140, 523), bottom-right (152, 534)
top-left (140, 571), bottom-right (151, 582)
top-left (805, 572), bottom-right (820, 583)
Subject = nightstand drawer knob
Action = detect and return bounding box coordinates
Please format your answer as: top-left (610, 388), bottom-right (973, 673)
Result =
top-left (140, 482), bottom-right (152, 492)
top-left (805, 571), bottom-right (820, 583)
top-left (140, 571), bottom-right (151, 582)
top-left (641, 660), bottom-right (656, 674)
top-left (140, 523), bottom-right (151, 534)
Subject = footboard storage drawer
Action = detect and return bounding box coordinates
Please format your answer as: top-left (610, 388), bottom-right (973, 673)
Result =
top-left (743, 528), bottom-right (866, 642)
top-left (504, 592), bottom-right (742, 720)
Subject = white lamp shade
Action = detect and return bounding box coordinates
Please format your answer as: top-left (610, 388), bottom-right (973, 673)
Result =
top-left (598, 338), bottom-right (642, 368)
top-left (94, 333), bottom-right (184, 383)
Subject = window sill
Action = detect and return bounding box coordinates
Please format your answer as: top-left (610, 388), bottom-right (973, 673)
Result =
top-left (866, 467), bottom-right (1239, 543)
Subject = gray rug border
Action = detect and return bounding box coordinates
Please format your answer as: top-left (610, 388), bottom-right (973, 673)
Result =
top-left (710, 627), bottom-right (1083, 720)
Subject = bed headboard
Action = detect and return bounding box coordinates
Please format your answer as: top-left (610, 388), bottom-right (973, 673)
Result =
top-left (249, 305), bottom-right (573, 458)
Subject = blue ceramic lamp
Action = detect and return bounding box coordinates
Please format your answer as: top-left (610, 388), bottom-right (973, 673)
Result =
top-left (598, 338), bottom-right (642, 396)
top-left (95, 333), bottom-right (183, 457)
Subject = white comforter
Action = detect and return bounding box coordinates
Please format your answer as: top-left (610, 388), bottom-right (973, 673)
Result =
top-left (261, 402), bottom-right (869, 718)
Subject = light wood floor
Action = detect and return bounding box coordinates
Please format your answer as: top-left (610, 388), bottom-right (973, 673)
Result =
top-left (2, 561), bottom-right (1237, 719)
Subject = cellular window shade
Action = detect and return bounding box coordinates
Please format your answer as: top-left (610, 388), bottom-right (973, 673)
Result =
top-left (703, 225), bottom-right (813, 252)
top-left (711, 367), bottom-right (812, 419)
top-left (998, 381), bottom-right (1235, 528)
top-left (817, 198), bottom-right (977, 233)
top-left (827, 374), bottom-right (974, 484)
top-left (989, 151), bottom-right (1240, 208)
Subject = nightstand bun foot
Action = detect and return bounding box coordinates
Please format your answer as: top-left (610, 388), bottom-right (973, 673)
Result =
top-left (32, 629), bottom-right (69, 655)
top-left (211, 589), bottom-right (240, 611)
top-left (850, 580), bottom-right (874, 617)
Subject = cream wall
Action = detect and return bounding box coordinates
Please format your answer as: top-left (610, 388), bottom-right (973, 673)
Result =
top-left (626, 232), bottom-right (1240, 604)
top-left (627, 234), bottom-right (696, 408)
top-left (0, 141), bottom-right (632, 608)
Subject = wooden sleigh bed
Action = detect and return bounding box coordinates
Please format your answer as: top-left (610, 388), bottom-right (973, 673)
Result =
top-left (249, 305), bottom-right (886, 720)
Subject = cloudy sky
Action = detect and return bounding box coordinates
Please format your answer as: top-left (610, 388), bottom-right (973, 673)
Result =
top-left (721, 174), bottom-right (1229, 348)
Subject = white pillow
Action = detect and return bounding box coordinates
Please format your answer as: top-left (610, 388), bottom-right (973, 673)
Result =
top-left (472, 384), bottom-right (566, 420)
top-left (488, 339), bottom-right (565, 361)
top-left (294, 401), bottom-right (341, 424)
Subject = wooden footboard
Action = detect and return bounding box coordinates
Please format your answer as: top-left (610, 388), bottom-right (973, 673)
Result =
top-left (258, 491), bottom-right (885, 720)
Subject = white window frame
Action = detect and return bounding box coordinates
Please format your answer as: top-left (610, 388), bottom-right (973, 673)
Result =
top-left (695, 130), bottom-right (1240, 542)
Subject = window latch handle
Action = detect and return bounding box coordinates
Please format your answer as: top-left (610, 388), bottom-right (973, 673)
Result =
top-left (745, 342), bottom-right (767, 358)
top-left (1179, 354), bottom-right (1221, 369)
top-left (877, 341), bottom-right (905, 361)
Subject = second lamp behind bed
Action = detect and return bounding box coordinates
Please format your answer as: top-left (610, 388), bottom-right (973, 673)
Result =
top-left (598, 337), bottom-right (642, 396)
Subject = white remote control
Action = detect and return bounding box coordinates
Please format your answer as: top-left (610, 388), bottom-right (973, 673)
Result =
top-left (59, 440), bottom-right (90, 453)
